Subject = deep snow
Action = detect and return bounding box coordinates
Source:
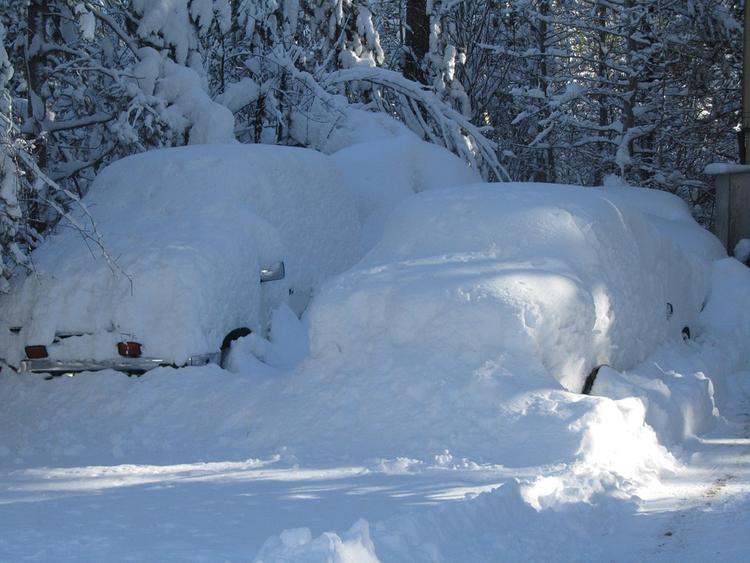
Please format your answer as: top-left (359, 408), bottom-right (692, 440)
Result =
top-left (1, 328), bottom-right (749, 561)
top-left (1, 160), bottom-right (749, 560)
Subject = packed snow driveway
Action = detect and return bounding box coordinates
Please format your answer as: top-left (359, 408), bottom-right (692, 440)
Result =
top-left (1, 350), bottom-right (749, 561)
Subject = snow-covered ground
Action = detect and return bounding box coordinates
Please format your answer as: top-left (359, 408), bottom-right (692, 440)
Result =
top-left (1, 148), bottom-right (749, 560)
top-left (0, 326), bottom-right (748, 561)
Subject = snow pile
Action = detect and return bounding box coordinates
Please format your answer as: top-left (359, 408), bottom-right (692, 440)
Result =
top-left (224, 304), bottom-right (310, 373)
top-left (256, 479), bottom-right (643, 562)
top-left (522, 396), bottom-right (676, 510)
top-left (250, 391), bottom-right (679, 561)
top-left (591, 364), bottom-right (716, 446)
top-left (216, 183), bottom-right (716, 488)
top-left (0, 145), bottom-right (360, 365)
top-left (700, 257), bottom-right (750, 360)
top-left (0, 366), bottom-right (256, 466)
top-left (332, 135), bottom-right (481, 252)
top-left (734, 239), bottom-right (750, 265)
top-left (254, 520), bottom-right (378, 563)
top-left (592, 256), bottom-right (750, 447)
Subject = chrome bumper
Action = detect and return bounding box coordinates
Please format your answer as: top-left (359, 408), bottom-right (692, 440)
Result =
top-left (18, 353), bottom-right (220, 374)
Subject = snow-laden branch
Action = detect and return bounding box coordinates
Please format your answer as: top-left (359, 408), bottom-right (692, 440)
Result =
top-left (0, 108), bottom-right (125, 286)
top-left (14, 147), bottom-right (127, 282)
top-left (43, 112), bottom-right (113, 133)
top-left (85, 3), bottom-right (141, 59)
top-left (322, 67), bottom-right (510, 182)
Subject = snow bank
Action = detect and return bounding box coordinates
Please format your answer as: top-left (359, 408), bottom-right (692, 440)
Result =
top-left (332, 136), bottom-right (481, 252)
top-left (523, 396), bottom-right (676, 509)
top-left (250, 391), bottom-right (678, 561)
top-left (0, 366), bottom-right (249, 466)
top-left (589, 258), bottom-right (750, 448)
top-left (254, 520), bottom-right (378, 563)
top-left (591, 363), bottom-right (717, 446)
top-left (0, 145), bottom-right (360, 366)
top-left (700, 257), bottom-right (750, 357)
top-left (257, 479), bottom-right (647, 562)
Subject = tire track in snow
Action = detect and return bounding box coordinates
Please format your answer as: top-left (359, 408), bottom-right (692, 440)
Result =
top-left (652, 383), bottom-right (750, 560)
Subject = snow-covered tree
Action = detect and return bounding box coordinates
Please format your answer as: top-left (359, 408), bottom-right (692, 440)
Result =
top-left (2, 0), bottom-right (740, 286)
top-left (0, 21), bottom-right (29, 291)
top-left (466, 0), bottom-right (741, 213)
top-left (207, 0), bottom-right (505, 178)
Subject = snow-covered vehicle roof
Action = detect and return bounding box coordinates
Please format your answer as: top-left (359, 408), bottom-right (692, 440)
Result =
top-left (307, 182), bottom-right (725, 393)
top-left (0, 144), bottom-right (360, 369)
top-left (331, 135), bottom-right (482, 253)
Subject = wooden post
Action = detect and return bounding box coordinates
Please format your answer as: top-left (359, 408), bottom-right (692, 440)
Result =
top-left (707, 164), bottom-right (750, 254)
top-left (743, 1), bottom-right (750, 164)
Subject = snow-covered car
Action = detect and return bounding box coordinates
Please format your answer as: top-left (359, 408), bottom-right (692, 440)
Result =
top-left (307, 182), bottom-right (725, 394)
top-left (0, 144), bottom-right (360, 374)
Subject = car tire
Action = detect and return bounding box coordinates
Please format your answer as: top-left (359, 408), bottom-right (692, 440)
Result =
top-left (219, 328), bottom-right (252, 368)
top-left (582, 364), bottom-right (607, 395)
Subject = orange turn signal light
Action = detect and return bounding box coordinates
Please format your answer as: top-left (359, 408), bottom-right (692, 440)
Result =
top-left (117, 341), bottom-right (142, 358)
top-left (25, 345), bottom-right (48, 359)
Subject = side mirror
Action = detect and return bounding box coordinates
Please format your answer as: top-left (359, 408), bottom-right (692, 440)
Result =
top-left (260, 261), bottom-right (285, 283)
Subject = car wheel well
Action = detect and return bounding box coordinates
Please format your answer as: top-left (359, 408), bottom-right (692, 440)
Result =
top-left (221, 327), bottom-right (252, 351)
top-left (219, 328), bottom-right (252, 369)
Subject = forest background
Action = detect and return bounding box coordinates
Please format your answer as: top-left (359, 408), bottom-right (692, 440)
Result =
top-left (0, 0), bottom-right (742, 291)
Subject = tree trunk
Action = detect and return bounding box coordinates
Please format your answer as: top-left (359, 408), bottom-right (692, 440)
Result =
top-left (25, 0), bottom-right (47, 170)
top-left (622, 0), bottom-right (638, 179)
top-left (537, 0), bottom-right (556, 183)
top-left (594, 3), bottom-right (609, 185)
top-left (404, 0), bottom-right (429, 83)
top-left (25, 0), bottom-right (49, 232)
